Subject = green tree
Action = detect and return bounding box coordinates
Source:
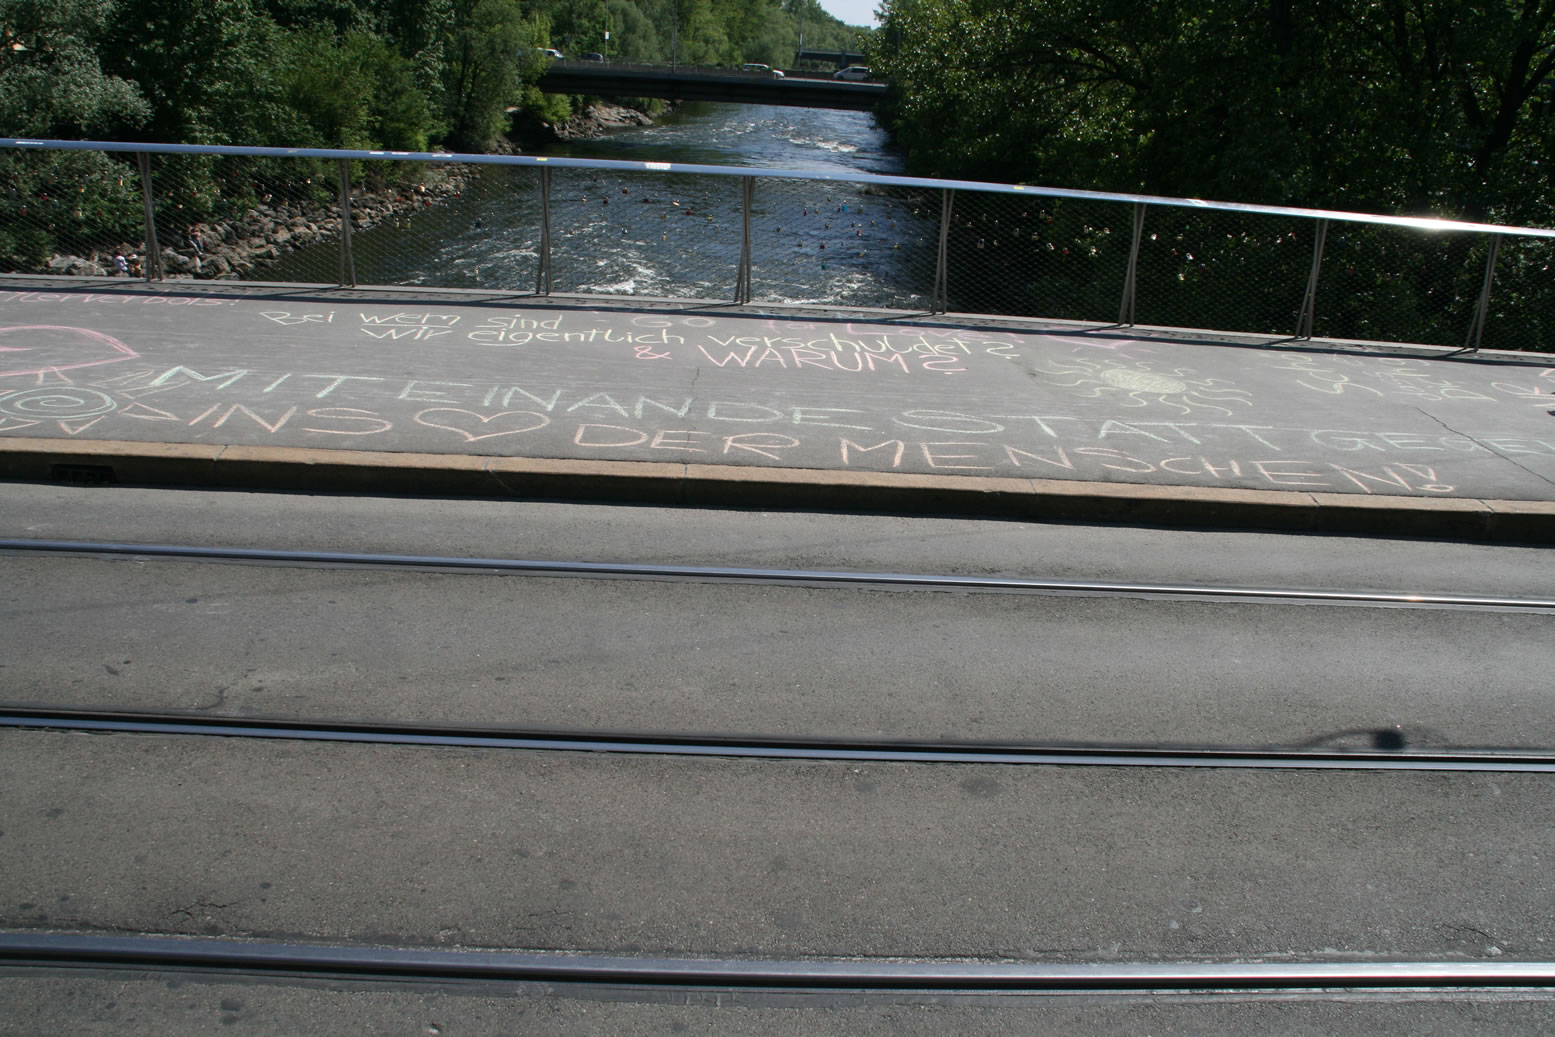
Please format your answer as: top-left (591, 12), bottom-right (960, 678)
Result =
top-left (1, 0), bottom-right (149, 136)
top-left (871, 0), bottom-right (1555, 222)
top-left (100, 0), bottom-right (282, 144)
top-left (0, 0), bottom-right (150, 268)
top-left (441, 0), bottom-right (542, 150)
top-left (277, 27), bottom-right (438, 150)
top-left (605, 0), bottom-right (663, 61)
top-left (869, 0), bottom-right (1555, 347)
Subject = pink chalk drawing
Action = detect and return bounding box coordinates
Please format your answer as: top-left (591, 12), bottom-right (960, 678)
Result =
top-left (0, 325), bottom-right (139, 379)
top-left (412, 409), bottom-right (552, 442)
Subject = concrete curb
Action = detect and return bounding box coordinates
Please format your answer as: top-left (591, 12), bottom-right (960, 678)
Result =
top-left (4, 438), bottom-right (1553, 543)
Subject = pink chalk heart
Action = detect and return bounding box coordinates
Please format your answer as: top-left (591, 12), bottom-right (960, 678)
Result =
top-left (413, 409), bottom-right (551, 442)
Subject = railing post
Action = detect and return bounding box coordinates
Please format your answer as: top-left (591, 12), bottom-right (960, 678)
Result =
top-left (536, 166), bottom-right (553, 296)
top-left (336, 159), bottom-right (356, 287)
top-left (735, 176), bottom-right (754, 304)
top-left (1464, 234), bottom-right (1502, 353)
top-left (933, 188), bottom-right (954, 313)
top-left (1119, 202), bottom-right (1146, 325)
top-left (1295, 218), bottom-right (1329, 339)
top-left (134, 152), bottom-right (164, 280)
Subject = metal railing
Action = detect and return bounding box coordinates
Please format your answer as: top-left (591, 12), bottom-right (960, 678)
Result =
top-left (4, 138), bottom-right (1553, 352)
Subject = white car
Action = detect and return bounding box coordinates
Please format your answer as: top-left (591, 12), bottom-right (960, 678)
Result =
top-left (743, 63), bottom-right (785, 78)
top-left (832, 66), bottom-right (870, 81)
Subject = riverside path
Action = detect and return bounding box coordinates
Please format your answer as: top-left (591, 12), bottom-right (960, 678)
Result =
top-left (3, 275), bottom-right (1554, 540)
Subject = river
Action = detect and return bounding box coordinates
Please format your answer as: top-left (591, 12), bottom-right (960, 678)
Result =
top-left (544, 101), bottom-right (903, 174)
top-left (264, 102), bottom-right (936, 309)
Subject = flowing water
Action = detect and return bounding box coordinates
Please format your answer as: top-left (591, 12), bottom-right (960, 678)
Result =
top-left (264, 103), bottom-right (939, 308)
top-left (544, 101), bottom-right (903, 173)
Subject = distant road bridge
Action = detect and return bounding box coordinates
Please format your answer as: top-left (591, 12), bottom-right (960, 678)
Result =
top-left (536, 62), bottom-right (884, 112)
top-left (794, 49), bottom-right (867, 67)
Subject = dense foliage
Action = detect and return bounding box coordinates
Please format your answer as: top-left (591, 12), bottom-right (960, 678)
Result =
top-left (867, 0), bottom-right (1554, 349)
top-left (869, 0), bottom-right (1554, 223)
top-left (2, 0), bottom-right (867, 152)
top-left (535, 0), bottom-right (863, 67)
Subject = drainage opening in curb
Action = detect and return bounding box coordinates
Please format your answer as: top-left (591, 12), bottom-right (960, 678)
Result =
top-left (49, 464), bottom-right (117, 486)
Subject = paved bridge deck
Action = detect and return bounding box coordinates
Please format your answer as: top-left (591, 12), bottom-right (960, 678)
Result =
top-left (2, 276), bottom-right (1553, 540)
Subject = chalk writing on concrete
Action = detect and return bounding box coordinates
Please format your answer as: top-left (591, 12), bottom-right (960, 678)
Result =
top-left (0, 291), bottom-right (232, 307)
top-left (261, 311), bottom-right (335, 325)
top-left (7, 385), bottom-right (1549, 497)
top-left (9, 343), bottom-right (1555, 497)
top-left (1263, 352), bottom-right (1555, 404)
top-left (57, 364), bottom-right (1555, 459)
top-left (452, 312), bottom-right (1029, 375)
top-left (360, 312), bottom-right (460, 341)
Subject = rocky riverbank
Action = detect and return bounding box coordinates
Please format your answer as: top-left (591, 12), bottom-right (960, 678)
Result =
top-left (41, 101), bottom-right (660, 281)
top-left (547, 101), bottom-right (657, 141)
top-left (505, 99), bottom-right (666, 148)
top-left (44, 163), bottom-right (473, 281)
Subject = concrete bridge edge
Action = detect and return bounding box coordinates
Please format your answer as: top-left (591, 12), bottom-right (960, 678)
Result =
top-left (4, 438), bottom-right (1552, 545)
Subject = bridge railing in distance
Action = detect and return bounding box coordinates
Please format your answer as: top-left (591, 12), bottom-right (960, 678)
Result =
top-left (4, 138), bottom-right (1553, 352)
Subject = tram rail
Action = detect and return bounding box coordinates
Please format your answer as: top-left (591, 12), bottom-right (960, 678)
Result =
top-left (4, 537), bottom-right (1552, 613)
top-left (4, 706), bottom-right (1552, 773)
top-left (3, 933), bottom-right (1554, 992)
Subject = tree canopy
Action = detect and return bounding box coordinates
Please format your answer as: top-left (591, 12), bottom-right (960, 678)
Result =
top-left (869, 0), bottom-right (1555, 224)
top-left (0, 0), bottom-right (149, 136)
top-left (533, 0), bottom-right (864, 67)
top-left (1, 0), bottom-right (869, 151)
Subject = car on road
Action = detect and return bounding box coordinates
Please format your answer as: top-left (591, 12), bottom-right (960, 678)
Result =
top-left (582, 52), bottom-right (604, 62)
top-left (535, 47), bottom-right (564, 59)
top-left (832, 66), bottom-right (870, 81)
top-left (743, 63), bottom-right (785, 78)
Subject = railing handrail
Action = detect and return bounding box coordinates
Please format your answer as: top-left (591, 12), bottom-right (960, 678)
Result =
top-left (5, 137), bottom-right (1553, 241)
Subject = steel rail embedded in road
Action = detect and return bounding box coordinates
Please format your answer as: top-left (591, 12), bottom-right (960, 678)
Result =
top-left (2, 933), bottom-right (1551, 991)
top-left (5, 707), bottom-right (1553, 772)
top-left (4, 538), bottom-right (1552, 612)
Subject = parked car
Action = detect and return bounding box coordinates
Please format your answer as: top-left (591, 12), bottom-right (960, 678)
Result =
top-left (743, 63), bottom-right (785, 78)
top-left (832, 66), bottom-right (870, 81)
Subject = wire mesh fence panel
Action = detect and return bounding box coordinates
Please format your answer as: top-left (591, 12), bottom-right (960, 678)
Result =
top-left (749, 178), bottom-right (937, 310)
top-left (147, 152), bottom-right (344, 283)
top-left (1132, 207), bottom-right (1317, 336)
top-left (1313, 224), bottom-right (1488, 348)
top-left (310, 161), bottom-right (538, 290)
top-left (547, 167), bottom-right (742, 300)
top-left (943, 194), bottom-right (1133, 322)
top-left (5, 142), bottom-right (1553, 356)
top-left (1481, 237), bottom-right (1555, 354)
top-left (1, 147), bottom-right (145, 277)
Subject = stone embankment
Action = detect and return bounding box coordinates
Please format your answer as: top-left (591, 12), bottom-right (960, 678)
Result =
top-left (547, 102), bottom-right (656, 141)
top-left (46, 167), bottom-right (471, 281)
top-left (44, 102), bottom-right (658, 280)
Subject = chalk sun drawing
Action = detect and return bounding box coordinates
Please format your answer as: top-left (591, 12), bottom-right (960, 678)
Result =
top-left (1033, 357), bottom-right (1253, 415)
top-left (0, 386), bottom-right (118, 420)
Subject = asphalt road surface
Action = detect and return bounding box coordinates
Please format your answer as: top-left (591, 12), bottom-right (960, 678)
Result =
top-left (3, 484), bottom-right (1553, 1033)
